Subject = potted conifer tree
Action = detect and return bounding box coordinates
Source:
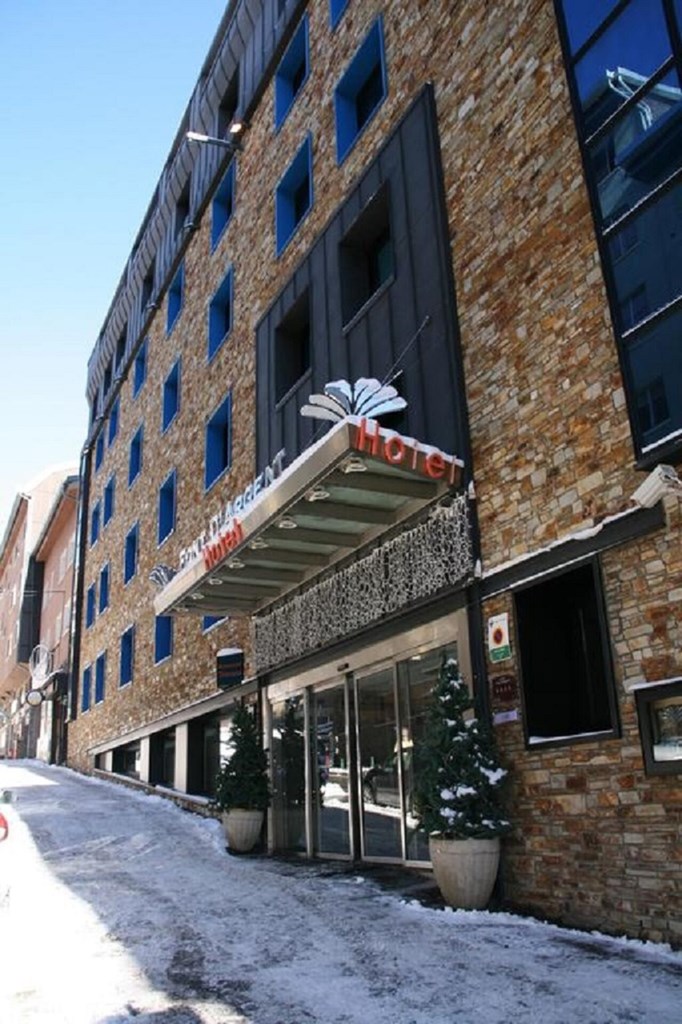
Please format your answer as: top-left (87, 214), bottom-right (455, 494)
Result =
top-left (215, 704), bottom-right (270, 853)
top-left (413, 656), bottom-right (511, 909)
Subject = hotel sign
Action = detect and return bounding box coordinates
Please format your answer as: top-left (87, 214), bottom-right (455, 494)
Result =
top-left (351, 418), bottom-right (462, 485)
top-left (179, 448), bottom-right (286, 569)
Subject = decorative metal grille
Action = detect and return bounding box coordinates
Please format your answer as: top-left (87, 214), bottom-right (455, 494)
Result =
top-left (254, 496), bottom-right (472, 672)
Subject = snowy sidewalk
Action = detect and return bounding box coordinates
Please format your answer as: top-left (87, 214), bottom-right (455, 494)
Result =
top-left (0, 760), bottom-right (680, 1024)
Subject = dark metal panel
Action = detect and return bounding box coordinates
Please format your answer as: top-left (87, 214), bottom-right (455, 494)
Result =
top-left (18, 558), bottom-right (44, 663)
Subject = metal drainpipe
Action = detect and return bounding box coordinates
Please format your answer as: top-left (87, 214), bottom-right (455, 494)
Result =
top-left (64, 439), bottom-right (93, 752)
top-left (464, 480), bottom-right (490, 722)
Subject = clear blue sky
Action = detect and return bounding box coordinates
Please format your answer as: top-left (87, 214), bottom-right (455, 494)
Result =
top-left (0, 0), bottom-right (227, 533)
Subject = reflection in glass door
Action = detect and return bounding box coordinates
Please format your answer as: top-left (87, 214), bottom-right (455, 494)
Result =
top-left (312, 686), bottom-right (351, 856)
top-left (356, 668), bottom-right (403, 860)
top-left (271, 696), bottom-right (307, 852)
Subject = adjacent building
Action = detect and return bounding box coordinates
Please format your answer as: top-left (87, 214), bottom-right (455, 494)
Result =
top-left (0, 466), bottom-right (78, 760)
top-left (67, 1), bottom-right (682, 946)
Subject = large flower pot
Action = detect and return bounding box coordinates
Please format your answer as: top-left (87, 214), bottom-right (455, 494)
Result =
top-left (222, 809), bottom-right (264, 853)
top-left (429, 835), bottom-right (500, 909)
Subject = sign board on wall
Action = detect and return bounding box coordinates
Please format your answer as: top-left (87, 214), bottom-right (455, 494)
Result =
top-left (488, 613), bottom-right (511, 663)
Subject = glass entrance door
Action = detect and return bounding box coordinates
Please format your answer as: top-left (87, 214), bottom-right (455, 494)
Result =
top-left (356, 668), bottom-right (403, 860)
top-left (312, 685), bottom-right (351, 856)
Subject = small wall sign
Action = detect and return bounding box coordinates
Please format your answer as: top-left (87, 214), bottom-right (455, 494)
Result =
top-left (488, 613), bottom-right (511, 663)
top-left (491, 674), bottom-right (517, 702)
top-left (493, 709), bottom-right (519, 726)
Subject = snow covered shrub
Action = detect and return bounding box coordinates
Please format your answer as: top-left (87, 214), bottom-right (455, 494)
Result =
top-left (413, 657), bottom-right (511, 839)
top-left (215, 705), bottom-right (270, 812)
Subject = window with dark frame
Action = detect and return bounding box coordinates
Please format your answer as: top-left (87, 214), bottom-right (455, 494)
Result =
top-left (128, 425), bottom-right (144, 486)
top-left (217, 68), bottom-right (240, 138)
top-left (208, 269), bottom-right (233, 361)
top-left (124, 523), bottom-right (139, 584)
top-left (155, 615), bottom-right (173, 663)
top-left (103, 475), bottom-right (115, 526)
top-left (167, 264), bottom-right (184, 335)
top-left (86, 584), bottom-right (96, 628)
top-left (108, 398), bottom-right (119, 446)
top-left (95, 651), bottom-right (106, 704)
top-left (175, 181), bottom-right (191, 237)
top-left (95, 434), bottom-right (105, 472)
top-left (90, 502), bottom-right (101, 546)
top-left (81, 664), bottom-right (92, 712)
top-left (635, 679), bottom-right (682, 775)
top-left (158, 470), bottom-right (177, 545)
top-left (554, 0), bottom-right (682, 455)
top-left (275, 289), bottom-right (311, 402)
top-left (212, 162), bottom-right (236, 250)
top-left (120, 626), bottom-right (135, 686)
top-left (141, 261), bottom-right (156, 313)
top-left (515, 561), bottom-right (618, 745)
top-left (339, 184), bottom-right (394, 325)
top-left (98, 563), bottom-right (110, 613)
top-left (330, 0), bottom-right (350, 30)
top-left (133, 339), bottom-right (147, 397)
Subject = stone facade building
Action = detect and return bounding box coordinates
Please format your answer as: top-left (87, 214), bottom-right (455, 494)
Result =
top-left (69, 1), bottom-right (682, 945)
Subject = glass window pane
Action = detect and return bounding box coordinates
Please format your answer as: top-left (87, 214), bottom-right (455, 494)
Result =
top-left (590, 69), bottom-right (682, 223)
top-left (561, 0), bottom-right (621, 55)
top-left (625, 305), bottom-right (682, 447)
top-left (271, 696), bottom-right (307, 853)
top-left (609, 182), bottom-right (682, 332)
top-left (313, 688), bottom-right (350, 856)
top-left (649, 695), bottom-right (682, 763)
top-left (356, 668), bottom-right (402, 859)
top-left (575, 0), bottom-right (672, 135)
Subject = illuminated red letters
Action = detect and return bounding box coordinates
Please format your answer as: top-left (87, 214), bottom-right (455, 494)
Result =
top-left (352, 418), bottom-right (461, 486)
top-left (202, 519), bottom-right (244, 570)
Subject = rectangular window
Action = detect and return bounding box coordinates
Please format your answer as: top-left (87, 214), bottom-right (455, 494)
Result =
top-left (208, 268), bottom-right (233, 361)
top-left (120, 626), bottom-right (135, 686)
top-left (275, 134), bottom-right (313, 255)
top-left (95, 434), bottom-right (104, 472)
top-left (167, 263), bottom-right (184, 335)
top-left (162, 359), bottom-right (181, 431)
top-left (115, 326), bottom-right (127, 371)
top-left (175, 180), bottom-right (191, 237)
top-left (217, 68), bottom-right (240, 138)
top-left (275, 289), bottom-right (311, 402)
top-left (515, 561), bottom-right (618, 746)
top-left (124, 523), bottom-right (139, 584)
top-left (95, 651), bottom-right (106, 704)
top-left (103, 360), bottom-right (113, 395)
top-left (555, 0), bottom-right (682, 456)
top-left (158, 470), bottom-right (177, 545)
top-left (339, 184), bottom-right (394, 325)
top-left (334, 18), bottom-right (387, 164)
top-left (81, 665), bottom-right (92, 712)
top-left (103, 474), bottom-right (115, 526)
top-left (635, 679), bottom-right (682, 776)
top-left (128, 425), bottom-right (143, 486)
top-left (330, 0), bottom-right (349, 29)
top-left (275, 15), bottom-right (309, 130)
top-left (90, 502), bottom-right (101, 546)
top-left (133, 339), bottom-right (148, 397)
top-left (202, 615), bottom-right (225, 632)
top-left (141, 261), bottom-right (156, 314)
top-left (205, 392), bottom-right (232, 490)
top-left (211, 162), bottom-right (236, 250)
top-left (86, 584), bottom-right (96, 628)
top-left (108, 398), bottom-right (120, 446)
top-left (98, 563), bottom-right (110, 613)
top-left (155, 615), bottom-right (173, 663)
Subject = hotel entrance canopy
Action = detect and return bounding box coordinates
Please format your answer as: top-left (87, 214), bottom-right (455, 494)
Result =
top-left (153, 417), bottom-right (463, 620)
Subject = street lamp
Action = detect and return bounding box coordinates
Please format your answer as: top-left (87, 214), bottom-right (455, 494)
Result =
top-left (186, 130), bottom-right (242, 153)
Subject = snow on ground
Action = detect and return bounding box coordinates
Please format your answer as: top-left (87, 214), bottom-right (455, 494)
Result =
top-left (0, 760), bottom-right (680, 1024)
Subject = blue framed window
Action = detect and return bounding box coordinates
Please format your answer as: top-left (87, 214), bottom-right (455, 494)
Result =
top-left (275, 15), bottom-right (309, 130)
top-left (103, 475), bottom-right (115, 526)
top-left (108, 398), bottom-right (119, 446)
top-left (205, 392), bottom-right (232, 490)
top-left (208, 269), bottom-right (233, 361)
top-left (99, 563), bottom-right (110, 613)
top-left (154, 615), bottom-right (173, 663)
top-left (124, 523), bottom-right (139, 584)
top-left (167, 263), bottom-right (184, 335)
top-left (211, 162), bottom-right (236, 249)
top-left (162, 359), bottom-right (181, 431)
top-left (86, 584), bottom-right (96, 628)
top-left (120, 626), bottom-right (135, 686)
top-left (81, 664), bottom-right (92, 712)
top-left (103, 361), bottom-right (112, 395)
top-left (158, 470), bottom-right (177, 545)
top-left (334, 18), bottom-right (387, 164)
top-left (90, 502), bottom-right (101, 546)
top-left (95, 434), bottom-right (104, 472)
top-left (95, 651), bottom-right (106, 704)
top-left (202, 615), bottom-right (225, 632)
top-left (133, 339), bottom-right (147, 397)
top-left (330, 0), bottom-right (349, 29)
top-left (275, 134), bottom-right (313, 255)
top-left (128, 425), bottom-right (143, 486)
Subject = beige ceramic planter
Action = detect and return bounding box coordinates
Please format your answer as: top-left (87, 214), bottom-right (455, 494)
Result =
top-left (222, 809), bottom-right (264, 852)
top-left (428, 835), bottom-right (500, 909)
